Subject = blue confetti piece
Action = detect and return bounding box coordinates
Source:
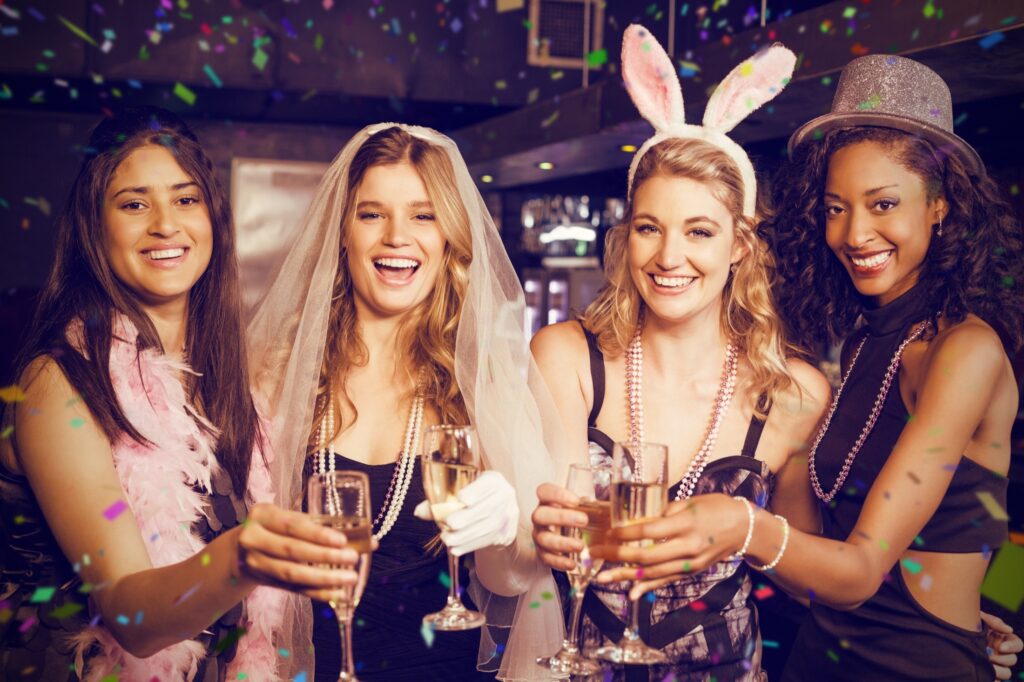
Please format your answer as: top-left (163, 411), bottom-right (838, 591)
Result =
top-left (292, 672), bottom-right (307, 682)
top-left (116, 614), bottom-right (129, 625)
top-left (978, 32), bottom-right (1005, 50)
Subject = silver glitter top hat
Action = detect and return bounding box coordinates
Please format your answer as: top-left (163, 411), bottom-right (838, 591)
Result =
top-left (788, 54), bottom-right (982, 173)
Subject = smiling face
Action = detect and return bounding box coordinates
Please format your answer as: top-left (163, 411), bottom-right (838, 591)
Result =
top-left (628, 174), bottom-right (744, 326)
top-left (824, 140), bottom-right (947, 305)
top-left (102, 144), bottom-right (213, 310)
top-left (345, 161), bottom-right (447, 321)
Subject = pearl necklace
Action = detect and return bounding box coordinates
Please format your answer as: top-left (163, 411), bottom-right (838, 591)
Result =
top-left (316, 373), bottom-right (426, 542)
top-left (625, 319), bottom-right (738, 499)
top-left (808, 322), bottom-right (929, 503)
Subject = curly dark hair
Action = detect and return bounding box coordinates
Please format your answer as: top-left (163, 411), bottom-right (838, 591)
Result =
top-left (767, 125), bottom-right (1024, 354)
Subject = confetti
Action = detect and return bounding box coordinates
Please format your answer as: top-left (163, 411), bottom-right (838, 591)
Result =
top-left (976, 491), bottom-right (1009, 521)
top-left (253, 49), bottom-right (269, 71)
top-left (29, 587), bottom-right (56, 603)
top-left (978, 32), bottom-right (1005, 50)
top-left (292, 672), bottom-right (307, 682)
top-left (173, 82), bottom-right (196, 106)
top-left (49, 603), bottom-right (84, 619)
top-left (213, 626), bottom-right (247, 653)
top-left (58, 15), bottom-right (99, 47)
top-left (103, 500), bottom-right (128, 521)
top-left (438, 571), bottom-right (451, 588)
top-left (420, 621), bottom-right (435, 647)
top-left (70, 417), bottom-right (85, 428)
top-left (900, 558), bottom-right (922, 574)
top-left (981, 541), bottom-right (1024, 611)
top-left (587, 48), bottom-right (608, 68)
top-left (0, 385), bottom-right (26, 403)
top-left (203, 64), bottom-right (223, 88)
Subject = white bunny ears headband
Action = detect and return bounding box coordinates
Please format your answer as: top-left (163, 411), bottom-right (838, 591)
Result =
top-left (622, 24), bottom-right (797, 217)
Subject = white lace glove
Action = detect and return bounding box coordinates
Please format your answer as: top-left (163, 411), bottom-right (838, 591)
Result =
top-left (413, 470), bottom-right (519, 557)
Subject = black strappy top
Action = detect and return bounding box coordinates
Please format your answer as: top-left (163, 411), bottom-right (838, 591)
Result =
top-left (576, 324), bottom-right (774, 680)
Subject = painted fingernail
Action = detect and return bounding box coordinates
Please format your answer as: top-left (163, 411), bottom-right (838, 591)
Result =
top-left (635, 568), bottom-right (645, 579)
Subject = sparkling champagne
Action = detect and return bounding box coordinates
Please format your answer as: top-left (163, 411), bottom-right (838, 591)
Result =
top-left (611, 481), bottom-right (666, 547)
top-left (314, 515), bottom-right (373, 613)
top-left (562, 498), bottom-right (611, 584)
top-left (422, 460), bottom-right (478, 529)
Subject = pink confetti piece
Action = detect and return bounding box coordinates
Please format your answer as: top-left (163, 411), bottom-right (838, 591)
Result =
top-left (103, 499), bottom-right (127, 521)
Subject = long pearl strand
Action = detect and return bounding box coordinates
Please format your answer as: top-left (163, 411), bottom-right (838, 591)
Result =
top-left (317, 373), bottom-right (426, 542)
top-left (625, 320), bottom-right (738, 499)
top-left (808, 322), bottom-right (928, 503)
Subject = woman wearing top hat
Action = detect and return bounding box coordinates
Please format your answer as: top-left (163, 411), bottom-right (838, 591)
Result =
top-left (591, 54), bottom-right (1023, 680)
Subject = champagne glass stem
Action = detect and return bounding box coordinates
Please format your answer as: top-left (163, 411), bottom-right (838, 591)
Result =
top-left (563, 586), bottom-right (586, 655)
top-left (446, 550), bottom-right (462, 610)
top-left (336, 609), bottom-right (356, 681)
top-left (624, 592), bottom-right (642, 642)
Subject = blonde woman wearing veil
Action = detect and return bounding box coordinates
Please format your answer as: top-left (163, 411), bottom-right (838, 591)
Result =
top-left (247, 124), bottom-right (565, 680)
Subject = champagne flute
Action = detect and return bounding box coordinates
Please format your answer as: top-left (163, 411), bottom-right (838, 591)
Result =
top-left (307, 471), bottom-right (374, 682)
top-left (420, 424), bottom-right (487, 630)
top-left (595, 441), bottom-right (669, 665)
top-left (537, 462), bottom-right (612, 678)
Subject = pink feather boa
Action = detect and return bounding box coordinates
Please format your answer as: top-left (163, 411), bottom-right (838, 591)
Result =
top-left (69, 317), bottom-right (286, 681)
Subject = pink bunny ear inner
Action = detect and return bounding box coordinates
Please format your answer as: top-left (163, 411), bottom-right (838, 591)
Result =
top-left (621, 24), bottom-right (685, 131)
top-left (702, 44), bottom-right (796, 133)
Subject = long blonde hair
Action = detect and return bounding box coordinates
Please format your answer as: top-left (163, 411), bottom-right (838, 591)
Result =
top-left (581, 137), bottom-right (795, 414)
top-left (312, 127), bottom-right (472, 440)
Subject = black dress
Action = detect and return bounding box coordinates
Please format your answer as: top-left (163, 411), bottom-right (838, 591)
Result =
top-left (575, 325), bottom-right (773, 682)
top-left (782, 284), bottom-right (1008, 681)
top-left (307, 454), bottom-right (496, 681)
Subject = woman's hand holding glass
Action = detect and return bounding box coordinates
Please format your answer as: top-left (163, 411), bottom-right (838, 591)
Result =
top-left (234, 502), bottom-right (362, 602)
top-left (413, 469), bottom-right (519, 556)
top-left (595, 493), bottom-right (765, 599)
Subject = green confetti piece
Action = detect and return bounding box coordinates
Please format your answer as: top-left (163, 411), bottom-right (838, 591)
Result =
top-left (587, 48), bottom-right (608, 67)
top-left (203, 64), bottom-right (223, 88)
top-left (58, 15), bottom-right (99, 47)
top-left (252, 48), bottom-right (268, 71)
top-left (50, 602), bottom-right (84, 619)
top-left (900, 558), bottom-right (922, 574)
top-left (826, 649), bottom-right (840, 663)
top-left (314, 34), bottom-right (324, 51)
top-left (528, 601), bottom-right (541, 608)
top-left (541, 591), bottom-right (554, 600)
top-left (1, 425), bottom-right (13, 439)
top-left (30, 586), bottom-right (56, 603)
top-left (842, 6), bottom-right (857, 19)
top-left (437, 571), bottom-right (451, 588)
top-left (213, 626), bottom-right (247, 654)
top-left (100, 674), bottom-right (120, 682)
top-left (173, 82), bottom-right (196, 106)
top-left (981, 541), bottom-right (1024, 611)
top-left (70, 417), bottom-right (85, 428)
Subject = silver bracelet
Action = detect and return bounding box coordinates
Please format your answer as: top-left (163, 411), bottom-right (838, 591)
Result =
top-left (751, 514), bottom-right (790, 571)
top-left (728, 496), bottom-right (755, 560)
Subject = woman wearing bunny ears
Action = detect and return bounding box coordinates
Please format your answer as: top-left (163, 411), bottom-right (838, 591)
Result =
top-left (530, 25), bottom-right (830, 680)
top-left (605, 53), bottom-right (1024, 680)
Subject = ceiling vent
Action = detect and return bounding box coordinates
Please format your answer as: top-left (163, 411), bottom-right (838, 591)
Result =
top-left (527, 0), bottom-right (604, 70)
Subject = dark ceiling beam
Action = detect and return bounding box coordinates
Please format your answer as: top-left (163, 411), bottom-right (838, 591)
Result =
top-left (456, 0), bottom-right (1024, 187)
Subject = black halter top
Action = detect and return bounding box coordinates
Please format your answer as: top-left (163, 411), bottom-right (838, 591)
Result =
top-left (783, 283), bottom-right (1008, 682)
top-left (813, 283), bottom-right (1007, 553)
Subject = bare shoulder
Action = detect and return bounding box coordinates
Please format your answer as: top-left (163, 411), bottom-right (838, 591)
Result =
top-left (19, 355), bottom-right (75, 405)
top-left (773, 357), bottom-right (831, 422)
top-left (530, 320), bottom-right (589, 363)
top-left (929, 315), bottom-right (1005, 364)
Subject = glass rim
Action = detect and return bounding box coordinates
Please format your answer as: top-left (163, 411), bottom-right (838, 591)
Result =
top-left (423, 423), bottom-right (476, 434)
top-left (612, 440), bottom-right (668, 451)
top-left (309, 469), bottom-right (371, 485)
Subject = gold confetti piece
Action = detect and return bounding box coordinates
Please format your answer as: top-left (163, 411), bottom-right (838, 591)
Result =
top-left (0, 385), bottom-right (26, 403)
top-left (976, 491), bottom-right (1009, 521)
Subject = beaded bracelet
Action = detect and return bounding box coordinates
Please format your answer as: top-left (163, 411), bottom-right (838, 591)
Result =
top-left (728, 496), bottom-right (756, 560)
top-left (751, 514), bottom-right (790, 571)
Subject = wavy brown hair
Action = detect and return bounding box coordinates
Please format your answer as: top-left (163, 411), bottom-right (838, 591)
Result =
top-left (312, 127), bottom-right (472, 441)
top-left (768, 126), bottom-right (1024, 353)
top-left (581, 137), bottom-right (796, 414)
top-left (6, 107), bottom-right (261, 494)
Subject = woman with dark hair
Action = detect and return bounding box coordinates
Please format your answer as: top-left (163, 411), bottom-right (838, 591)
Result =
top-left (0, 107), bottom-right (357, 680)
top-left (600, 55), bottom-right (1023, 680)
